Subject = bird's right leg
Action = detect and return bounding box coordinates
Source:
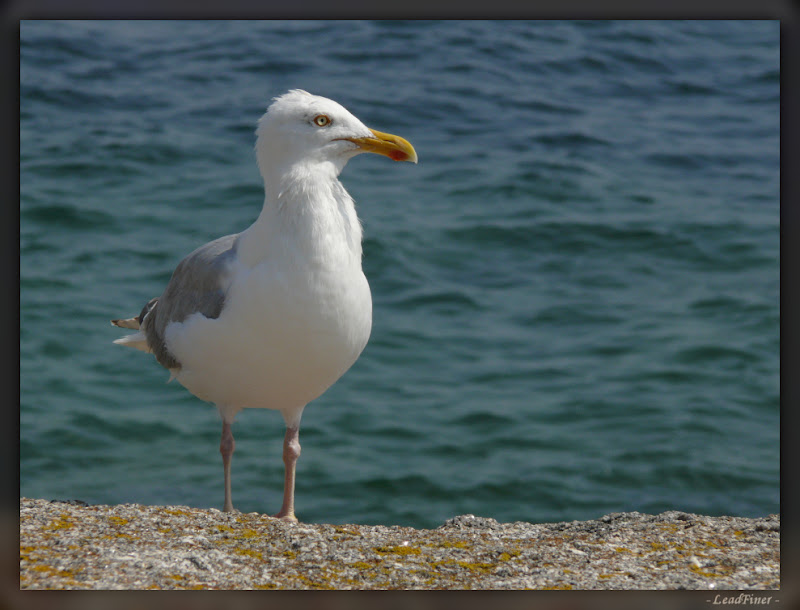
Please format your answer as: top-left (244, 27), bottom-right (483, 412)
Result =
top-left (220, 421), bottom-right (236, 512)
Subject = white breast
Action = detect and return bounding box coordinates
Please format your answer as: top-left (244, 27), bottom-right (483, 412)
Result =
top-left (166, 254), bottom-right (372, 411)
top-left (164, 175), bottom-right (372, 412)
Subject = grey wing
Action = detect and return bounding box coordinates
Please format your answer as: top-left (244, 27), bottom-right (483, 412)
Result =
top-left (142, 233), bottom-right (240, 370)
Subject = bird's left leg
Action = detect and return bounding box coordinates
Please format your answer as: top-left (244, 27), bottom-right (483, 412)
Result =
top-left (273, 425), bottom-right (301, 522)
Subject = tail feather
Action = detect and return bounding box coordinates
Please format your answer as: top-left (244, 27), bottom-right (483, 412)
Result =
top-left (112, 297), bottom-right (158, 351)
top-left (111, 297), bottom-right (158, 331)
top-left (113, 331), bottom-right (151, 353)
top-left (111, 317), bottom-right (140, 330)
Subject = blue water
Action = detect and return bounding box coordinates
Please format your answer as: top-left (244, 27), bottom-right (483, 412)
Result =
top-left (20, 20), bottom-right (779, 529)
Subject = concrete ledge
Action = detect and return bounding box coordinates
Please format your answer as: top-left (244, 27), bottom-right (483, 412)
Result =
top-left (19, 497), bottom-right (779, 590)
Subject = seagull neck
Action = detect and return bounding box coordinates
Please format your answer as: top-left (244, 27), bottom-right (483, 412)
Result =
top-left (237, 160), bottom-right (364, 268)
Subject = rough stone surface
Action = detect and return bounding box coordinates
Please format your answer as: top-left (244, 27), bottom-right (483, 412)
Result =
top-left (19, 498), bottom-right (780, 590)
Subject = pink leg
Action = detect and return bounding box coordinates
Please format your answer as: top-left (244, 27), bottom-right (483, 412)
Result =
top-left (273, 426), bottom-right (301, 522)
top-left (220, 421), bottom-right (236, 512)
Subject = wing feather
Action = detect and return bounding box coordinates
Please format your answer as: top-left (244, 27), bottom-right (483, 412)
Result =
top-left (141, 234), bottom-right (240, 370)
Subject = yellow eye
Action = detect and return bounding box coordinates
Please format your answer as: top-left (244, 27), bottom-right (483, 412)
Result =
top-left (313, 115), bottom-right (331, 127)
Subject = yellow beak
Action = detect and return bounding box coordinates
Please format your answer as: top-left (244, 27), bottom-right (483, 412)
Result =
top-left (342, 129), bottom-right (418, 163)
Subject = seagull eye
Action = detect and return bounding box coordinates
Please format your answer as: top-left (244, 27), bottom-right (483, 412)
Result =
top-left (313, 115), bottom-right (331, 127)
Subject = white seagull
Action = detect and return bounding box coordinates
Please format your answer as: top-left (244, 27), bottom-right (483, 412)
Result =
top-left (111, 90), bottom-right (417, 521)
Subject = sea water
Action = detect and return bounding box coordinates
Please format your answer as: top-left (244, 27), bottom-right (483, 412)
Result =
top-left (20, 20), bottom-right (779, 528)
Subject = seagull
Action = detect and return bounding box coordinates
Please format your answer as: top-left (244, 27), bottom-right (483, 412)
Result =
top-left (111, 90), bottom-right (417, 521)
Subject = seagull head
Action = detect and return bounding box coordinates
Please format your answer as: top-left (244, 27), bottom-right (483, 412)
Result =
top-left (255, 90), bottom-right (417, 180)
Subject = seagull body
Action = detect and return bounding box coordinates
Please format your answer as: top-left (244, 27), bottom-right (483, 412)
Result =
top-left (112, 90), bottom-right (417, 521)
